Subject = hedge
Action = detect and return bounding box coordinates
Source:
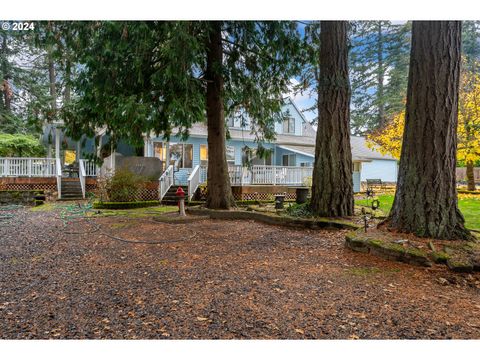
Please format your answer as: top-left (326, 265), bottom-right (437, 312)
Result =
top-left (187, 199), bottom-right (296, 206)
top-left (92, 200), bottom-right (161, 209)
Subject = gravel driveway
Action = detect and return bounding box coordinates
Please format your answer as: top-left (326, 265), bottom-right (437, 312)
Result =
top-left (1, 205), bottom-right (479, 339)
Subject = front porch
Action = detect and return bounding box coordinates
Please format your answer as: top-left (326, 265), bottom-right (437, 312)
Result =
top-left (0, 157), bottom-right (98, 200)
top-left (1, 157), bottom-right (361, 202)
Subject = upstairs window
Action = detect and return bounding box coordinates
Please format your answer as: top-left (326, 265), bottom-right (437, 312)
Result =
top-left (282, 117), bottom-right (295, 134)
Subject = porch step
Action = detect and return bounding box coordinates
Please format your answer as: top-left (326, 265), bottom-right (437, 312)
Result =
top-left (161, 185), bottom-right (188, 205)
top-left (60, 178), bottom-right (83, 200)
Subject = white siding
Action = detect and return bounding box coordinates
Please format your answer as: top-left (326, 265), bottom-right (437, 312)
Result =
top-left (361, 159), bottom-right (398, 182)
top-left (353, 171), bottom-right (361, 192)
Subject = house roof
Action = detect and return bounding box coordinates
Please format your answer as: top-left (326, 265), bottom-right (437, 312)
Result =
top-left (147, 98), bottom-right (397, 162)
top-left (278, 137), bottom-right (397, 162)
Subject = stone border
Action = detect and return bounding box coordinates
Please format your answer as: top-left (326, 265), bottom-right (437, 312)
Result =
top-left (187, 206), bottom-right (359, 230)
top-left (345, 230), bottom-right (480, 272)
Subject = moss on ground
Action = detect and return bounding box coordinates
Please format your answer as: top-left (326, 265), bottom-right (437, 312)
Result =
top-left (344, 267), bottom-right (382, 276)
top-left (430, 251), bottom-right (450, 264)
top-left (29, 203), bottom-right (56, 212)
top-left (346, 229), bottom-right (480, 272)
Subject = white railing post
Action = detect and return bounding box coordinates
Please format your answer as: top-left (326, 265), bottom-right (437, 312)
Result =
top-left (79, 159), bottom-right (86, 199)
top-left (56, 158), bottom-right (62, 199)
top-left (5, 159), bottom-right (9, 176)
top-left (159, 165), bottom-right (174, 201)
top-left (187, 165), bottom-right (200, 201)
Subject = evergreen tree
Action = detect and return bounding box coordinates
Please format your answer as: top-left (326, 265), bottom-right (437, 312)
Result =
top-left (386, 21), bottom-right (472, 240)
top-left (0, 28), bottom-right (52, 134)
top-left (67, 21), bottom-right (303, 209)
top-left (310, 21), bottom-right (354, 217)
top-left (349, 21), bottom-right (410, 134)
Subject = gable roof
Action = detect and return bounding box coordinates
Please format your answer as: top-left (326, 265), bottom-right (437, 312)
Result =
top-left (150, 98), bottom-right (397, 162)
top-left (277, 136), bottom-right (397, 162)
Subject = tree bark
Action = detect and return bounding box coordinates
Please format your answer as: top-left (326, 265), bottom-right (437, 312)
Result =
top-left (386, 21), bottom-right (473, 240)
top-left (1, 35), bottom-right (11, 112)
top-left (205, 21), bottom-right (235, 209)
top-left (48, 51), bottom-right (56, 120)
top-left (64, 58), bottom-right (71, 104)
top-left (310, 21), bottom-right (354, 217)
top-left (466, 160), bottom-right (476, 191)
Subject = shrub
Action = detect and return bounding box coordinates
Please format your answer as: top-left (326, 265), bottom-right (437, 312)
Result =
top-left (285, 201), bottom-right (313, 218)
top-left (0, 133), bottom-right (45, 157)
top-left (97, 168), bottom-right (148, 202)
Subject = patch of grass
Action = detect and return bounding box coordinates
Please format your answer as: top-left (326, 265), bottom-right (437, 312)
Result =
top-left (90, 205), bottom-right (178, 218)
top-left (355, 194), bottom-right (480, 231)
top-left (355, 195), bottom-right (394, 215)
top-left (344, 267), bottom-right (382, 276)
top-left (29, 202), bottom-right (56, 212)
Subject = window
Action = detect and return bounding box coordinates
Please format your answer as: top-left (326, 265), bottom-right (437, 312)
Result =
top-left (169, 144), bottom-right (183, 168)
top-left (282, 117), bottom-right (295, 134)
top-left (200, 144), bottom-right (208, 166)
top-left (300, 162), bottom-right (312, 167)
top-left (251, 152), bottom-right (272, 166)
top-left (282, 154), bottom-right (296, 166)
top-left (154, 142), bottom-right (166, 162)
top-left (184, 144), bottom-right (193, 168)
top-left (226, 145), bottom-right (235, 164)
top-left (353, 162), bottom-right (361, 172)
top-left (64, 150), bottom-right (76, 165)
top-left (226, 117), bottom-right (235, 127)
top-left (168, 143), bottom-right (194, 169)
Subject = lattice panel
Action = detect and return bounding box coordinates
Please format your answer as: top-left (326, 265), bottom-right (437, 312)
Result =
top-left (0, 183), bottom-right (57, 192)
top-left (235, 192), bottom-right (297, 201)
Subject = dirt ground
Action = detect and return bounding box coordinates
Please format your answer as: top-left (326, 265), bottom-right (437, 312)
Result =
top-left (1, 205), bottom-right (480, 339)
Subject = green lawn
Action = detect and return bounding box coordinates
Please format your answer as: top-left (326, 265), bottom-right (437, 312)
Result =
top-left (355, 194), bottom-right (480, 231)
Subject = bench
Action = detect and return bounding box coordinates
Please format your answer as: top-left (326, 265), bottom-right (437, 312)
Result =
top-left (366, 178), bottom-right (384, 190)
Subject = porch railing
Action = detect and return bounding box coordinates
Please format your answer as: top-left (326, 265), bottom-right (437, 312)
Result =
top-left (0, 157), bottom-right (57, 177)
top-left (199, 165), bottom-right (313, 186)
top-left (79, 160), bottom-right (86, 199)
top-left (82, 160), bottom-right (98, 177)
top-left (159, 165), bottom-right (174, 201)
top-left (56, 158), bottom-right (62, 199)
top-left (187, 165), bottom-right (200, 201)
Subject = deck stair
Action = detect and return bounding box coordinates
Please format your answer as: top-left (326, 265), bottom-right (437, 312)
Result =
top-left (161, 185), bottom-right (188, 205)
top-left (60, 178), bottom-right (83, 200)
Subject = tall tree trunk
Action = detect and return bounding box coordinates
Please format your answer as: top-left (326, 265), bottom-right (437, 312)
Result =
top-left (310, 21), bottom-right (354, 217)
top-left (386, 21), bottom-right (473, 240)
top-left (64, 58), bottom-right (71, 104)
top-left (376, 22), bottom-right (385, 128)
top-left (466, 160), bottom-right (476, 191)
top-left (205, 21), bottom-right (235, 209)
top-left (48, 52), bottom-right (56, 120)
top-left (1, 35), bottom-right (11, 112)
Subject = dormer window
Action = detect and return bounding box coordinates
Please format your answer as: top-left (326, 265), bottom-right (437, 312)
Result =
top-left (283, 117), bottom-right (295, 134)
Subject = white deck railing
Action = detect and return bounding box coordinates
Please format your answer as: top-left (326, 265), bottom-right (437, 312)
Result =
top-left (56, 158), bottom-right (62, 199)
top-left (159, 165), bottom-right (174, 201)
top-left (0, 157), bottom-right (57, 177)
top-left (79, 160), bottom-right (86, 199)
top-left (187, 165), bottom-right (200, 201)
top-left (199, 164), bottom-right (313, 186)
top-left (82, 160), bottom-right (98, 177)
